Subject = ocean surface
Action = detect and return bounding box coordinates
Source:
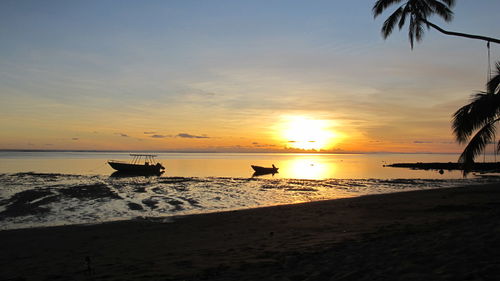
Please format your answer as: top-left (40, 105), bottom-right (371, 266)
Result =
top-left (1, 151), bottom-right (499, 230)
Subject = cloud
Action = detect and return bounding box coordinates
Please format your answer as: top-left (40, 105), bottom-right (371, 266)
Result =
top-left (413, 140), bottom-right (433, 144)
top-left (252, 142), bottom-right (277, 148)
top-left (116, 133), bottom-right (129, 137)
top-left (144, 131), bottom-right (156, 134)
top-left (177, 133), bottom-right (210, 139)
top-left (72, 138), bottom-right (79, 141)
top-left (151, 134), bottom-right (171, 138)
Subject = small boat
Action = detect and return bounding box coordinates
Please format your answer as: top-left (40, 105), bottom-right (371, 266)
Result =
top-left (251, 165), bottom-right (279, 176)
top-left (108, 154), bottom-right (165, 175)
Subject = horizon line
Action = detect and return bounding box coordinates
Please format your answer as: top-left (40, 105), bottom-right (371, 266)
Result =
top-left (0, 149), bottom-right (464, 155)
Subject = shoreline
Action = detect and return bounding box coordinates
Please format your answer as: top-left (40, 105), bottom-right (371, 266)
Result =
top-left (1, 178), bottom-right (496, 232)
top-left (1, 183), bottom-right (500, 280)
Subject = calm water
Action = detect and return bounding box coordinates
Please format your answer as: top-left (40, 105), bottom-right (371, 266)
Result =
top-left (0, 151), bottom-right (498, 230)
top-left (0, 151), bottom-right (482, 179)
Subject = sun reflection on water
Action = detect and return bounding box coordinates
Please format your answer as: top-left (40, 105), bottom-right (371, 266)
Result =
top-left (280, 157), bottom-right (336, 180)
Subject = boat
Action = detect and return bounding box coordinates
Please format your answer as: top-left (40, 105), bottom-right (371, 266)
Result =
top-left (108, 154), bottom-right (165, 175)
top-left (251, 165), bottom-right (279, 176)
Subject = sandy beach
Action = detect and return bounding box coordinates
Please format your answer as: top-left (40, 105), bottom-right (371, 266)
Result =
top-left (1, 183), bottom-right (500, 281)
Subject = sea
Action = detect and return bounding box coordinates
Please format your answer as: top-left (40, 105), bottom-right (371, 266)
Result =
top-left (1, 151), bottom-right (499, 230)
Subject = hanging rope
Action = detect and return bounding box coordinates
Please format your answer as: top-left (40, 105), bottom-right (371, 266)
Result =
top-left (488, 41), bottom-right (492, 82)
top-left (486, 41), bottom-right (497, 162)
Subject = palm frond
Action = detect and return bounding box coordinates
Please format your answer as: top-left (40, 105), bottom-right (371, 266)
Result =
top-left (487, 61), bottom-right (500, 94)
top-left (408, 16), bottom-right (415, 48)
top-left (373, 0), bottom-right (404, 18)
top-left (453, 102), bottom-right (475, 143)
top-left (398, 4), bottom-right (409, 29)
top-left (414, 19), bottom-right (425, 42)
top-left (412, 0), bottom-right (431, 19)
top-left (382, 7), bottom-right (404, 38)
top-left (452, 93), bottom-right (500, 143)
top-left (441, 0), bottom-right (456, 8)
top-left (458, 121), bottom-right (497, 174)
top-left (427, 0), bottom-right (454, 22)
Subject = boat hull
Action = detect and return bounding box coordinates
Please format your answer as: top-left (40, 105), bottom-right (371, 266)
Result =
top-left (108, 161), bottom-right (164, 175)
top-left (251, 165), bottom-right (279, 175)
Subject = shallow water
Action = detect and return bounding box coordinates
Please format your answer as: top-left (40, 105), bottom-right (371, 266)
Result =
top-left (0, 151), bottom-right (485, 179)
top-left (1, 152), bottom-right (499, 230)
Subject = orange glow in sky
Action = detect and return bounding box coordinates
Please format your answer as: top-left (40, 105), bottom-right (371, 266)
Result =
top-left (278, 116), bottom-right (341, 151)
top-left (0, 1), bottom-right (496, 153)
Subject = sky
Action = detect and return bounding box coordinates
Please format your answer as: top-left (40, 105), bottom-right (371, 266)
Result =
top-left (1, 0), bottom-right (500, 153)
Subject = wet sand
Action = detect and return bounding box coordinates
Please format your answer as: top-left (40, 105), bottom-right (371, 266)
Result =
top-left (1, 183), bottom-right (500, 280)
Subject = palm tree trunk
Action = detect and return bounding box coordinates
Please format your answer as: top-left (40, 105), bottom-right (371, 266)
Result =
top-left (425, 20), bottom-right (500, 44)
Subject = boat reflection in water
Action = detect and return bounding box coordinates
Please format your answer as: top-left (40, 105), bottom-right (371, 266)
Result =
top-left (108, 154), bottom-right (165, 176)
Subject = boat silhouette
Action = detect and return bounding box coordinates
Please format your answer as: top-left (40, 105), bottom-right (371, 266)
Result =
top-left (108, 154), bottom-right (165, 176)
top-left (251, 165), bottom-right (279, 176)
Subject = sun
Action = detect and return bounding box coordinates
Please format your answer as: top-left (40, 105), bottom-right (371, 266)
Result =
top-left (280, 116), bottom-right (338, 151)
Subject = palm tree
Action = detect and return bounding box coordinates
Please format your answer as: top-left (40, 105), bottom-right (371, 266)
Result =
top-left (452, 62), bottom-right (500, 173)
top-left (373, 0), bottom-right (500, 49)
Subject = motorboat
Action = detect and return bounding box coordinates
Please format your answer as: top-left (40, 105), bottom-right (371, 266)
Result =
top-left (251, 164), bottom-right (279, 176)
top-left (108, 154), bottom-right (165, 175)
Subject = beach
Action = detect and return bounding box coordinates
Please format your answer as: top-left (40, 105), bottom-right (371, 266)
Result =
top-left (1, 182), bottom-right (500, 280)
top-left (3, 0), bottom-right (500, 280)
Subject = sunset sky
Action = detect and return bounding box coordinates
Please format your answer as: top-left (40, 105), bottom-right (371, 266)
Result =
top-left (1, 0), bottom-right (499, 153)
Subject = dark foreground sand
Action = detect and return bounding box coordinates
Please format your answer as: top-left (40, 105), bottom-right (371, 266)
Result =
top-left (2, 183), bottom-right (500, 281)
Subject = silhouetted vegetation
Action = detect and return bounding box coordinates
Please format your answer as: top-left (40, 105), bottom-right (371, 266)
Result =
top-left (373, 0), bottom-right (500, 49)
top-left (373, 0), bottom-right (500, 174)
top-left (452, 63), bottom-right (500, 173)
